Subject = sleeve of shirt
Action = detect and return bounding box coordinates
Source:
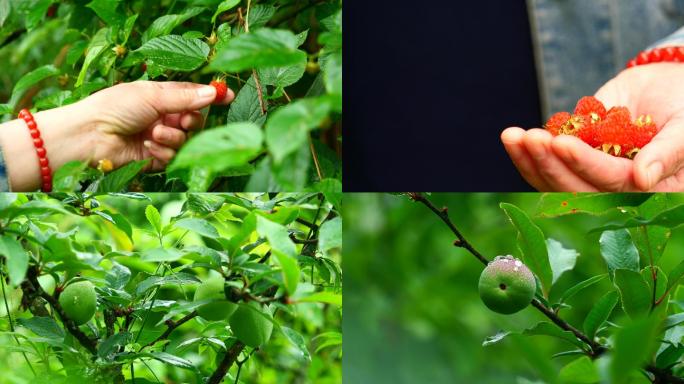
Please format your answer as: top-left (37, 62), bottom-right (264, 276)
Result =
top-left (651, 26), bottom-right (684, 48)
top-left (0, 147), bottom-right (10, 192)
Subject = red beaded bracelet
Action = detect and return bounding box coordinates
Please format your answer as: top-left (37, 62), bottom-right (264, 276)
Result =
top-left (18, 109), bottom-right (52, 192)
top-left (626, 46), bottom-right (684, 68)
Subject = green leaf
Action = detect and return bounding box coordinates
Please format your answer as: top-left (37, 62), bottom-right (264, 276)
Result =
top-left (170, 123), bottom-right (263, 174)
top-left (53, 161), bottom-right (89, 192)
top-left (280, 326), bottom-right (311, 361)
top-left (10, 64), bottom-right (60, 107)
top-left (558, 356), bottom-right (600, 384)
top-left (209, 28), bottom-right (307, 72)
top-left (546, 238), bottom-right (578, 284)
top-left (76, 27), bottom-right (111, 87)
top-left (143, 7), bottom-right (205, 42)
top-left (296, 291), bottom-right (341, 307)
top-left (212, 0), bottom-right (240, 23)
top-left (246, 4), bottom-right (276, 29)
top-left (274, 251), bottom-right (299, 295)
top-left (665, 258), bottom-right (684, 298)
top-left (582, 290), bottom-right (618, 340)
top-left (17, 317), bottom-right (64, 339)
top-left (87, 0), bottom-right (125, 26)
top-left (599, 229), bottom-right (639, 276)
top-left (610, 315), bottom-right (661, 383)
top-left (265, 97), bottom-right (331, 163)
top-left (96, 159), bottom-right (149, 193)
top-left (310, 178), bottom-right (342, 211)
top-left (256, 215), bottom-right (298, 294)
top-left (521, 322), bottom-right (586, 349)
top-left (0, 0), bottom-right (9, 28)
top-left (136, 35), bottom-right (209, 72)
top-left (145, 205), bottom-right (162, 235)
top-left (319, 217), bottom-right (341, 254)
top-left (0, 236), bottom-right (28, 286)
top-left (226, 76), bottom-right (268, 125)
top-left (141, 247), bottom-right (183, 262)
top-left (614, 269), bottom-right (651, 319)
top-left (258, 55), bottom-right (307, 88)
top-left (537, 193), bottom-right (651, 217)
top-left (500, 203), bottom-right (553, 297)
top-left (98, 332), bottom-right (131, 360)
top-left (146, 352), bottom-right (195, 370)
top-left (558, 274), bottom-right (607, 305)
top-left (173, 218), bottom-right (219, 238)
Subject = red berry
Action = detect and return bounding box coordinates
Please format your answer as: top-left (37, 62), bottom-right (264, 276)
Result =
top-left (210, 79), bottom-right (227, 104)
top-left (574, 96), bottom-right (607, 120)
top-left (544, 112), bottom-right (572, 136)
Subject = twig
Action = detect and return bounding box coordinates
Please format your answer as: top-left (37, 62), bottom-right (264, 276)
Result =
top-left (289, 234), bottom-right (318, 245)
top-left (207, 341), bottom-right (246, 384)
top-left (408, 193), bottom-right (684, 382)
top-left (139, 311), bottom-right (198, 351)
top-left (310, 137), bottom-right (324, 181)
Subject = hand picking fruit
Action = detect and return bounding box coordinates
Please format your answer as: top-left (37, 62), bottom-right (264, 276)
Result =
top-left (545, 96), bottom-right (658, 159)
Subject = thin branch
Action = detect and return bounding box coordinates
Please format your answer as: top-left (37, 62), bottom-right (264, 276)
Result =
top-left (289, 234), bottom-right (318, 245)
top-left (310, 137), bottom-right (324, 181)
top-left (207, 341), bottom-right (246, 384)
top-left (139, 311), bottom-right (198, 351)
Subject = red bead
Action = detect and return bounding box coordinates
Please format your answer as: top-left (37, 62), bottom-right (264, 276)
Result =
top-left (676, 47), bottom-right (684, 62)
top-left (40, 166), bottom-right (51, 177)
top-left (33, 138), bottom-right (44, 148)
top-left (36, 147), bottom-right (46, 157)
top-left (648, 49), bottom-right (663, 63)
top-left (41, 175), bottom-right (50, 183)
top-left (29, 129), bottom-right (40, 139)
top-left (636, 51), bottom-right (650, 65)
top-left (26, 120), bottom-right (36, 130)
top-left (42, 183), bottom-right (52, 193)
top-left (18, 109), bottom-right (29, 119)
top-left (662, 47), bottom-right (676, 61)
top-left (39, 157), bottom-right (49, 167)
top-left (626, 59), bottom-right (638, 68)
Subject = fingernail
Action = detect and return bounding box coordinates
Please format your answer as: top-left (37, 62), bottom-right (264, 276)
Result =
top-left (143, 140), bottom-right (154, 149)
top-left (197, 85), bottom-right (216, 99)
top-left (646, 162), bottom-right (663, 189)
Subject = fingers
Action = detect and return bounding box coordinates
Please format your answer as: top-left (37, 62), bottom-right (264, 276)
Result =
top-left (144, 140), bottom-right (176, 169)
top-left (501, 127), bottom-right (553, 191)
top-left (141, 81), bottom-right (235, 114)
top-left (633, 116), bottom-right (684, 191)
top-left (551, 135), bottom-right (636, 191)
top-left (151, 124), bottom-right (187, 149)
top-left (522, 129), bottom-right (599, 191)
top-left (162, 111), bottom-right (205, 130)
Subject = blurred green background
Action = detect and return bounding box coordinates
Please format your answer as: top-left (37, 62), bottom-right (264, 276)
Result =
top-left (343, 193), bottom-right (684, 384)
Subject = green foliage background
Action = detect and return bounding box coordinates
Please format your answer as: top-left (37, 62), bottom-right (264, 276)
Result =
top-left (0, 192), bottom-right (341, 383)
top-left (0, 0), bottom-right (341, 192)
top-left (344, 193), bottom-right (684, 384)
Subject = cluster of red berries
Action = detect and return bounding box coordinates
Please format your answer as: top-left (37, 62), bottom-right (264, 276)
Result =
top-left (626, 47), bottom-right (684, 68)
top-left (545, 96), bottom-right (658, 158)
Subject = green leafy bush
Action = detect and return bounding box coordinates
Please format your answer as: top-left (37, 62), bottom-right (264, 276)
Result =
top-left (0, 0), bottom-right (342, 192)
top-left (0, 192), bottom-right (342, 383)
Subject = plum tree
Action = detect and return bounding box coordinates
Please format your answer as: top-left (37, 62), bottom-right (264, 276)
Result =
top-left (478, 255), bottom-right (536, 314)
top-left (58, 281), bottom-right (97, 325)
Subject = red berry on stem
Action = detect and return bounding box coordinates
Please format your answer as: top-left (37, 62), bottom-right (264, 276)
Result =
top-left (210, 79), bottom-right (227, 104)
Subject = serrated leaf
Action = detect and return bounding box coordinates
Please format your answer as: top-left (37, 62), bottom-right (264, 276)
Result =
top-left (266, 97), bottom-right (331, 163)
top-left (136, 35), bottom-right (209, 72)
top-left (76, 28), bottom-right (111, 87)
top-left (10, 65), bottom-right (60, 107)
top-left (96, 159), bottom-right (149, 193)
top-left (210, 28), bottom-right (307, 72)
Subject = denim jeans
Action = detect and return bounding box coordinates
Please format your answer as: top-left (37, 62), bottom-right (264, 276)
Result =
top-left (528, 0), bottom-right (684, 117)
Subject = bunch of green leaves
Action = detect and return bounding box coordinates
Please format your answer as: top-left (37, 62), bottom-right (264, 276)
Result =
top-left (484, 193), bottom-right (684, 383)
top-left (0, 192), bottom-right (341, 383)
top-left (0, 0), bottom-right (342, 192)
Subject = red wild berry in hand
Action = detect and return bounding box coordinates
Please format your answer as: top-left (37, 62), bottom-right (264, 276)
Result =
top-left (210, 79), bottom-right (227, 104)
top-left (544, 96), bottom-right (659, 158)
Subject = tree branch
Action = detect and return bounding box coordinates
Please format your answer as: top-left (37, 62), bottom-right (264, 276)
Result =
top-left (207, 341), bottom-right (246, 384)
top-left (25, 267), bottom-right (97, 355)
top-left (139, 311), bottom-right (198, 351)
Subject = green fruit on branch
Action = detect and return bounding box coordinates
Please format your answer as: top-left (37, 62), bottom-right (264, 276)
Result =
top-left (478, 255), bottom-right (536, 314)
top-left (38, 274), bottom-right (56, 295)
top-left (58, 281), bottom-right (97, 325)
top-left (194, 278), bottom-right (237, 321)
top-left (229, 302), bottom-right (274, 347)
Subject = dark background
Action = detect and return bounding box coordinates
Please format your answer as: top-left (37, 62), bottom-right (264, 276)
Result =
top-left (344, 1), bottom-right (541, 191)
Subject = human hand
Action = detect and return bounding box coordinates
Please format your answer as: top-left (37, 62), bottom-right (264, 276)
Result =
top-left (502, 63), bottom-right (684, 191)
top-left (0, 81), bottom-right (234, 191)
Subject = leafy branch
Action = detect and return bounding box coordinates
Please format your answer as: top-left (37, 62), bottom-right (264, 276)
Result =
top-left (207, 341), bottom-right (246, 384)
top-left (406, 193), bottom-right (683, 383)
